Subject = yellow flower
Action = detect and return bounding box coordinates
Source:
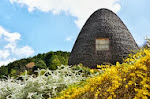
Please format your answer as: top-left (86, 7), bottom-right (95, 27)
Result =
top-left (91, 87), bottom-right (94, 92)
top-left (90, 69), bottom-right (94, 73)
top-left (107, 96), bottom-right (112, 99)
top-left (130, 73), bottom-right (135, 76)
top-left (116, 62), bottom-right (120, 66)
top-left (128, 81), bottom-right (133, 85)
top-left (97, 65), bottom-right (101, 68)
top-left (123, 78), bottom-right (126, 81)
top-left (125, 85), bottom-right (128, 88)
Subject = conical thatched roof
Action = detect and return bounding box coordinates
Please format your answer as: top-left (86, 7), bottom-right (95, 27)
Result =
top-left (68, 8), bottom-right (139, 68)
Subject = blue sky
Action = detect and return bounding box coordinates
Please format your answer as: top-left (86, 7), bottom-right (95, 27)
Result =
top-left (0, 0), bottom-right (150, 66)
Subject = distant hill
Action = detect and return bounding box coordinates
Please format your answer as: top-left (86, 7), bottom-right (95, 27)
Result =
top-left (0, 51), bottom-right (70, 78)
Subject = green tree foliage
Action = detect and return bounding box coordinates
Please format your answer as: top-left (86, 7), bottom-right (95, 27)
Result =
top-left (35, 59), bottom-right (47, 69)
top-left (10, 69), bottom-right (17, 77)
top-left (0, 51), bottom-right (70, 78)
top-left (49, 55), bottom-right (61, 70)
top-left (45, 51), bottom-right (54, 67)
top-left (0, 66), bottom-right (8, 78)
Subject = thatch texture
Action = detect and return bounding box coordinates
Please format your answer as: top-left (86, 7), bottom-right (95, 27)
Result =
top-left (68, 8), bottom-right (139, 68)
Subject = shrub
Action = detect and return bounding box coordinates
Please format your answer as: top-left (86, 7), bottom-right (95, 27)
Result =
top-left (55, 48), bottom-right (150, 99)
top-left (0, 65), bottom-right (90, 99)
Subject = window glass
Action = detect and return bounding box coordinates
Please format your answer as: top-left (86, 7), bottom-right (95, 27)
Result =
top-left (96, 38), bottom-right (109, 50)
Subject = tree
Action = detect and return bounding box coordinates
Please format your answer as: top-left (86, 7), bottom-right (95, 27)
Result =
top-left (36, 59), bottom-right (47, 69)
top-left (49, 55), bottom-right (61, 70)
top-left (45, 52), bottom-right (54, 67)
top-left (0, 66), bottom-right (8, 78)
top-left (10, 69), bottom-right (17, 77)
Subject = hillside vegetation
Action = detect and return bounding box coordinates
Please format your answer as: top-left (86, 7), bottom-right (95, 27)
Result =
top-left (0, 51), bottom-right (70, 78)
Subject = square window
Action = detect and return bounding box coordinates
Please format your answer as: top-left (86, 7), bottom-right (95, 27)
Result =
top-left (96, 38), bottom-right (109, 51)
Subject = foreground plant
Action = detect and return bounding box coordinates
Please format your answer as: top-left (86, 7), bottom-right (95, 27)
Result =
top-left (55, 48), bottom-right (150, 99)
top-left (145, 37), bottom-right (150, 48)
top-left (0, 65), bottom-right (90, 99)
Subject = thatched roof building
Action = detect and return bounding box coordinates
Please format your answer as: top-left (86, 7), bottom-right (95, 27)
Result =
top-left (68, 8), bottom-right (139, 68)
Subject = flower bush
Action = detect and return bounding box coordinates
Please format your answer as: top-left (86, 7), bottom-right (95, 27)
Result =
top-left (0, 65), bottom-right (92, 99)
top-left (55, 48), bottom-right (150, 99)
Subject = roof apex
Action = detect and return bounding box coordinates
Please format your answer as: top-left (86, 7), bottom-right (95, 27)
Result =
top-left (94, 8), bottom-right (116, 15)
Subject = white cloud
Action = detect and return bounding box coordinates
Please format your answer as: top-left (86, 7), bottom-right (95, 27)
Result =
top-left (66, 36), bottom-right (73, 41)
top-left (0, 58), bottom-right (16, 66)
top-left (0, 26), bottom-right (21, 42)
top-left (0, 26), bottom-right (34, 66)
top-left (4, 42), bottom-right (17, 51)
top-left (14, 46), bottom-right (35, 58)
top-left (10, 0), bottom-right (121, 28)
top-left (0, 50), bottom-right (10, 59)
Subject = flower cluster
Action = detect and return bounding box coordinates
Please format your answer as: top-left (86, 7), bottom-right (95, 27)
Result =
top-left (55, 48), bottom-right (150, 99)
top-left (0, 65), bottom-right (89, 99)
